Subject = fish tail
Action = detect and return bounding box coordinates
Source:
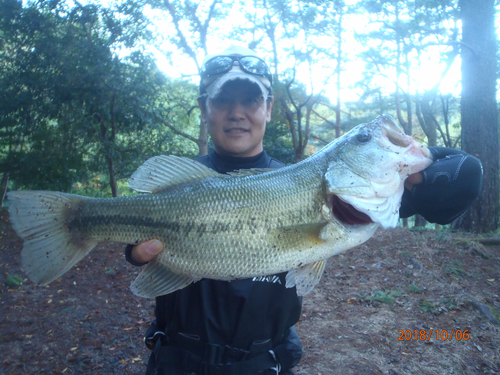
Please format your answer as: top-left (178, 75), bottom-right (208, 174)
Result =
top-left (7, 191), bottom-right (97, 285)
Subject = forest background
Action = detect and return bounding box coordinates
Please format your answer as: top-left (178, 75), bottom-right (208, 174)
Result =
top-left (0, 0), bottom-right (498, 233)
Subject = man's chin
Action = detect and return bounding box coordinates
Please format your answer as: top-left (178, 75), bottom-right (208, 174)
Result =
top-left (215, 143), bottom-right (263, 158)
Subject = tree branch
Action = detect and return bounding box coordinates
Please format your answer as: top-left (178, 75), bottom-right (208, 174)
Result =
top-left (163, 0), bottom-right (200, 70)
top-left (161, 120), bottom-right (199, 144)
top-left (312, 109), bottom-right (335, 128)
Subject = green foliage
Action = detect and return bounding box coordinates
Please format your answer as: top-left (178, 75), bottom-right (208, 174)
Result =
top-left (444, 260), bottom-right (468, 277)
top-left (418, 297), bottom-right (458, 314)
top-left (0, 0), bottom-right (202, 194)
top-left (408, 284), bottom-right (424, 293)
top-left (418, 299), bottom-right (436, 313)
top-left (5, 274), bottom-right (24, 288)
top-left (0, 0), bottom-right (492, 208)
top-left (362, 289), bottom-right (402, 304)
top-left (264, 117), bottom-right (295, 164)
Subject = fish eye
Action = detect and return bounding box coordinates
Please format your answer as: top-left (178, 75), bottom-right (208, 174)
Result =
top-left (356, 132), bottom-right (371, 143)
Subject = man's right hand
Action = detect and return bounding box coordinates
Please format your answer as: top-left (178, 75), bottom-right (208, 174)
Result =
top-left (130, 240), bottom-right (164, 264)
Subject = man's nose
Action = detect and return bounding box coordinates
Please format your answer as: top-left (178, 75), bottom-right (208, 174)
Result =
top-left (227, 100), bottom-right (245, 120)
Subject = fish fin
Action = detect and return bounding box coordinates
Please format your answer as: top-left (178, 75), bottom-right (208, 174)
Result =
top-left (286, 260), bottom-right (326, 296)
top-left (129, 155), bottom-right (221, 193)
top-left (227, 168), bottom-right (276, 177)
top-left (130, 261), bottom-right (199, 298)
top-left (270, 223), bottom-right (326, 249)
top-left (7, 191), bottom-right (97, 285)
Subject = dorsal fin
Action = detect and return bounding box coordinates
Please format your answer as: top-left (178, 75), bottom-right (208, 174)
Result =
top-left (227, 168), bottom-right (276, 177)
top-left (129, 155), bottom-right (221, 193)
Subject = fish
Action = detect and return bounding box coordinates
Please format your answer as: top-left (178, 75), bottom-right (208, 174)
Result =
top-left (7, 115), bottom-right (432, 298)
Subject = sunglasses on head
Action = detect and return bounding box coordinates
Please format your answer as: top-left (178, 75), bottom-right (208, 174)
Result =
top-left (200, 55), bottom-right (273, 86)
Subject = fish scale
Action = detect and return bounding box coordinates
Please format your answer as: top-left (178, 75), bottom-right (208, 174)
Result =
top-left (66, 164), bottom-right (322, 278)
top-left (8, 115), bottom-right (432, 297)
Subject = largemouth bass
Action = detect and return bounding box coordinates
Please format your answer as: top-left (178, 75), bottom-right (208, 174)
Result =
top-left (8, 115), bottom-right (432, 297)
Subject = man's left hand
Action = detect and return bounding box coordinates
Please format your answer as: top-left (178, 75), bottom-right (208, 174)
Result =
top-left (404, 172), bottom-right (423, 191)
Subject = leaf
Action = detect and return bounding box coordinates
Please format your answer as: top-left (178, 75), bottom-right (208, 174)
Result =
top-left (5, 274), bottom-right (24, 287)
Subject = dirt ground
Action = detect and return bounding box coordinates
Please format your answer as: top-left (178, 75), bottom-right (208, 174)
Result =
top-left (1, 207), bottom-right (499, 375)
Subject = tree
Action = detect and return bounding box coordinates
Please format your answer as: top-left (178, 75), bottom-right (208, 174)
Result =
top-left (237, 0), bottom-right (339, 162)
top-left (0, 0), bottom-right (90, 192)
top-left (0, 1), bottom-right (170, 196)
top-left (140, 0), bottom-right (232, 156)
top-left (456, 0), bottom-right (498, 232)
top-left (355, 0), bottom-right (464, 228)
top-left (356, 0), bottom-right (460, 141)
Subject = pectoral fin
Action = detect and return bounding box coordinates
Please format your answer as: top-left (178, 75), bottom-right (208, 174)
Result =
top-left (286, 260), bottom-right (326, 296)
top-left (130, 261), bottom-right (200, 298)
top-left (270, 223), bottom-right (326, 250)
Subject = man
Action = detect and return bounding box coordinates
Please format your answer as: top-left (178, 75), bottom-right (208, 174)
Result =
top-left (128, 45), bottom-right (302, 375)
top-left (127, 45), bottom-right (483, 375)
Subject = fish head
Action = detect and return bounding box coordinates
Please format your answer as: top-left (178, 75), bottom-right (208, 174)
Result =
top-left (324, 115), bottom-right (432, 229)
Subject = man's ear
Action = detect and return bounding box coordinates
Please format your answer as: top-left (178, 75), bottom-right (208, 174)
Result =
top-left (198, 97), bottom-right (207, 123)
top-left (266, 96), bottom-right (274, 123)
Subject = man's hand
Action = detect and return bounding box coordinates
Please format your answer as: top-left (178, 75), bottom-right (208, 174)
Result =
top-left (130, 240), bottom-right (164, 264)
top-left (404, 172), bottom-right (423, 191)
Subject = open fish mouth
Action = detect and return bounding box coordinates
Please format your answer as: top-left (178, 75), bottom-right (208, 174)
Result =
top-left (331, 195), bottom-right (373, 225)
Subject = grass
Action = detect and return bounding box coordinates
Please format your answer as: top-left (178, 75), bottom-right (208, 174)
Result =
top-left (4, 274), bottom-right (24, 287)
top-left (408, 284), bottom-right (424, 293)
top-left (444, 260), bottom-right (468, 277)
top-left (361, 290), bottom-right (402, 304)
top-left (418, 297), bottom-right (458, 314)
top-left (418, 299), bottom-right (436, 313)
top-left (489, 305), bottom-right (500, 322)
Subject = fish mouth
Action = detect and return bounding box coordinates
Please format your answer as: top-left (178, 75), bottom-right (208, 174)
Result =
top-left (377, 115), bottom-right (411, 148)
top-left (331, 195), bottom-right (373, 225)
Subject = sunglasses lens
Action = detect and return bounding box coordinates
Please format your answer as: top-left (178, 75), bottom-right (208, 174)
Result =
top-left (200, 55), bottom-right (272, 87)
top-left (202, 56), bottom-right (234, 77)
top-left (239, 57), bottom-right (270, 76)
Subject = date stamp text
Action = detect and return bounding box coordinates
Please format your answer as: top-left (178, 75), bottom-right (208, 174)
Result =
top-left (398, 329), bottom-right (469, 341)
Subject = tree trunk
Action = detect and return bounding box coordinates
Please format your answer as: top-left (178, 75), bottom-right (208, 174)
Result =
top-left (0, 173), bottom-right (9, 207)
top-left (414, 214), bottom-right (427, 228)
top-left (418, 91), bottom-right (438, 147)
top-left (109, 96), bottom-right (119, 197)
top-left (107, 156), bottom-right (119, 197)
top-left (198, 119), bottom-right (208, 156)
top-left (335, 5), bottom-right (343, 139)
top-left (457, 0), bottom-right (498, 232)
top-left (402, 217), bottom-right (408, 228)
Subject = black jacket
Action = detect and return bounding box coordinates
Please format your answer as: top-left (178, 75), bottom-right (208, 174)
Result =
top-left (145, 151), bottom-right (302, 374)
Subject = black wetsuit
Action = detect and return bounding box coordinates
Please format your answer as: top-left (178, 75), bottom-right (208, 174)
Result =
top-left (127, 147), bottom-right (482, 375)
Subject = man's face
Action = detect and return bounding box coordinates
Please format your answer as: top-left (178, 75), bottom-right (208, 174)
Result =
top-left (200, 80), bottom-right (273, 158)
